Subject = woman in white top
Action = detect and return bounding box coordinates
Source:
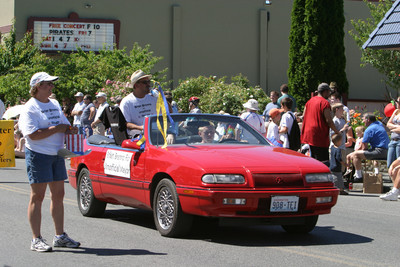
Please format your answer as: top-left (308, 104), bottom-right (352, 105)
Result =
top-left (19, 72), bottom-right (80, 252)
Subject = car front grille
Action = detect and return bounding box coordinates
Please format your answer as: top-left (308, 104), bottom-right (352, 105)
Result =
top-left (252, 173), bottom-right (304, 187)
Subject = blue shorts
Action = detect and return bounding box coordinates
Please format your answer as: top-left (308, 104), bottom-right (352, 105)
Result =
top-left (25, 148), bottom-right (68, 184)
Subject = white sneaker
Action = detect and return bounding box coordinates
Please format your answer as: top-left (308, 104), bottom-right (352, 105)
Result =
top-left (31, 236), bottom-right (52, 252)
top-left (53, 232), bottom-right (80, 248)
top-left (379, 189), bottom-right (399, 201)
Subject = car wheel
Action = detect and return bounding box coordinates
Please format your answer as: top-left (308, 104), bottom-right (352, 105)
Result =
top-left (281, 215), bottom-right (318, 234)
top-left (153, 178), bottom-right (193, 237)
top-left (77, 168), bottom-right (106, 217)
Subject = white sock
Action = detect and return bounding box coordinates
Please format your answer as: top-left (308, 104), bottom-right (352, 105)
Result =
top-left (355, 170), bottom-right (362, 178)
top-left (374, 167), bottom-right (379, 174)
top-left (392, 187), bottom-right (399, 194)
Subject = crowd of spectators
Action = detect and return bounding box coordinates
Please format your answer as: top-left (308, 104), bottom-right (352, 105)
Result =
top-left (2, 71), bottom-right (399, 201)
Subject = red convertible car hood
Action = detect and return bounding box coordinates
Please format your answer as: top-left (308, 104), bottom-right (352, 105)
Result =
top-left (167, 145), bottom-right (329, 173)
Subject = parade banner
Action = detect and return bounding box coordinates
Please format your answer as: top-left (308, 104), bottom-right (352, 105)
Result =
top-left (0, 120), bottom-right (15, 167)
top-left (65, 134), bottom-right (84, 154)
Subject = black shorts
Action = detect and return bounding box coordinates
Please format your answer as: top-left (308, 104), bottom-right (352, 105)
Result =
top-left (364, 147), bottom-right (387, 160)
top-left (310, 145), bottom-right (329, 163)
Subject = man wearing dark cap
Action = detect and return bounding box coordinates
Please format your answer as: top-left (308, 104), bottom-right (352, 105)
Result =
top-left (301, 83), bottom-right (340, 163)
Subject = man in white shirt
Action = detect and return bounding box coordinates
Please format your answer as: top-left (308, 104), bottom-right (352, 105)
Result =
top-left (120, 70), bottom-right (175, 144)
top-left (70, 92), bottom-right (86, 134)
top-left (120, 70), bottom-right (158, 137)
top-left (240, 99), bottom-right (266, 135)
top-left (91, 92), bottom-right (109, 136)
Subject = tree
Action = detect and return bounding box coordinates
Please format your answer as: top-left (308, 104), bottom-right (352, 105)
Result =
top-left (0, 23), bottom-right (166, 106)
top-left (349, 0), bottom-right (399, 92)
top-left (0, 23), bottom-right (47, 105)
top-left (173, 74), bottom-right (269, 115)
top-left (288, 0), bottom-right (348, 109)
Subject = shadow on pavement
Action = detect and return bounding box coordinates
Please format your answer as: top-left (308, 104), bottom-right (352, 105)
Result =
top-left (55, 247), bottom-right (167, 256)
top-left (97, 208), bottom-right (373, 247)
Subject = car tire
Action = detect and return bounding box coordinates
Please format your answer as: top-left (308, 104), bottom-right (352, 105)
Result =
top-left (77, 168), bottom-right (106, 217)
top-left (153, 178), bottom-right (193, 237)
top-left (281, 215), bottom-right (318, 234)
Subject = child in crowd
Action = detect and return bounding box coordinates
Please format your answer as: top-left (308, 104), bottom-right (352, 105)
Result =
top-left (267, 108), bottom-right (283, 147)
top-left (278, 97), bottom-right (294, 149)
top-left (344, 126), bottom-right (366, 176)
top-left (330, 133), bottom-right (348, 195)
top-left (330, 103), bottom-right (349, 173)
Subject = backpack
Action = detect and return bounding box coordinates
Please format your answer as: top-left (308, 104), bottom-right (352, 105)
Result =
top-left (288, 113), bottom-right (301, 151)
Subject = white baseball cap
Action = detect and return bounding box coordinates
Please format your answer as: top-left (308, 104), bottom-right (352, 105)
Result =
top-left (30, 72), bottom-right (58, 88)
top-left (96, 92), bottom-right (107, 98)
top-left (74, 92), bottom-right (84, 97)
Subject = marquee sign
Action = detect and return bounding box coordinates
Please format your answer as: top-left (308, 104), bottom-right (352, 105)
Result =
top-left (27, 12), bottom-right (120, 53)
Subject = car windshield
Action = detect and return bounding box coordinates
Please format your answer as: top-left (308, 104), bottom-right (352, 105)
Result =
top-left (148, 114), bottom-right (270, 146)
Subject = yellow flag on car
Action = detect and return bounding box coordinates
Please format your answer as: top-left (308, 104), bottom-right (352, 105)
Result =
top-left (0, 120), bottom-right (15, 167)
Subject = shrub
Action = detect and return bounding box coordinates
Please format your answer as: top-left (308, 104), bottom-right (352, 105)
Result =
top-left (172, 75), bottom-right (269, 115)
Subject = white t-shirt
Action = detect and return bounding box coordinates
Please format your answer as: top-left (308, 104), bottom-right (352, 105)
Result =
top-left (279, 111), bottom-right (294, 149)
top-left (0, 99), bottom-right (5, 119)
top-left (190, 107), bottom-right (202, 114)
top-left (72, 101), bottom-right (86, 125)
top-left (19, 98), bottom-right (70, 155)
top-left (267, 121), bottom-right (279, 140)
top-left (120, 93), bottom-right (158, 137)
top-left (95, 101), bottom-right (109, 120)
top-left (240, 111), bottom-right (266, 134)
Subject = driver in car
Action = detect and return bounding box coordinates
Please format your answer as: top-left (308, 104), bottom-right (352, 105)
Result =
top-left (199, 125), bottom-right (216, 143)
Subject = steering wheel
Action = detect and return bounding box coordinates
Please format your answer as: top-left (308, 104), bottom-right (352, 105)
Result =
top-left (219, 138), bottom-right (239, 143)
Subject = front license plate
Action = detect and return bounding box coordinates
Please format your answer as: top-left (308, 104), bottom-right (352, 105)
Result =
top-left (270, 196), bottom-right (299, 212)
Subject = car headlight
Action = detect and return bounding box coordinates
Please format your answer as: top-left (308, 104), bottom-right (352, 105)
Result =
top-left (202, 174), bottom-right (245, 184)
top-left (305, 173), bottom-right (334, 183)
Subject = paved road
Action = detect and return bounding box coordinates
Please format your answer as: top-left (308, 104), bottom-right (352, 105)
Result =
top-left (0, 158), bottom-right (399, 266)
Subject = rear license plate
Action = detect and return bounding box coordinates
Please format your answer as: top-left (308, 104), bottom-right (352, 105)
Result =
top-left (270, 196), bottom-right (299, 212)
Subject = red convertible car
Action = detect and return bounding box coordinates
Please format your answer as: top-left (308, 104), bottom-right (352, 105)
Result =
top-left (68, 113), bottom-right (339, 237)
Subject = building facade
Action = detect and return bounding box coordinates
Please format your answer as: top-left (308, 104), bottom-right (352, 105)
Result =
top-left (0, 0), bottom-right (393, 110)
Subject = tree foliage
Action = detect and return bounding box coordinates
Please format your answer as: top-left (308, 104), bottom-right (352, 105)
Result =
top-left (0, 24), bottom-right (165, 106)
top-left (173, 74), bottom-right (269, 115)
top-left (288, 0), bottom-right (348, 109)
top-left (349, 0), bottom-right (399, 92)
top-left (0, 22), bottom-right (267, 115)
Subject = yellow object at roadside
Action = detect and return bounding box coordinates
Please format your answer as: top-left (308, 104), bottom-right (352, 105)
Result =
top-left (0, 120), bottom-right (15, 167)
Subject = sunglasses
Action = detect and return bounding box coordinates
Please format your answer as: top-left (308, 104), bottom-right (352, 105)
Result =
top-left (138, 80), bottom-right (151, 85)
top-left (41, 81), bottom-right (54, 86)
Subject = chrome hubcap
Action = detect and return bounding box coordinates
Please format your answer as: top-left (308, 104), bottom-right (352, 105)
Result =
top-left (79, 175), bottom-right (91, 210)
top-left (156, 187), bottom-right (175, 230)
